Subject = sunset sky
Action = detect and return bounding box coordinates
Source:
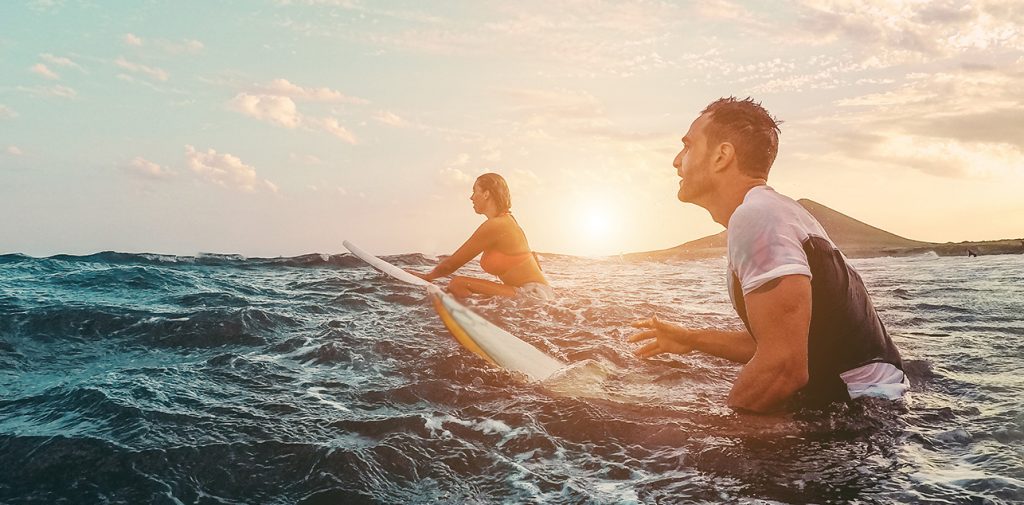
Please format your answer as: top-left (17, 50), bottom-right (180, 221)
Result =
top-left (2, 1), bottom-right (1022, 257)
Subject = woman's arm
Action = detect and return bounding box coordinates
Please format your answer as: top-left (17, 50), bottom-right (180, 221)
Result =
top-left (418, 220), bottom-right (498, 281)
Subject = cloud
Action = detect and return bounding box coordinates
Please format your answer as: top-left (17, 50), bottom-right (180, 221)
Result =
top-left (439, 153), bottom-right (474, 187)
top-left (0, 105), bottom-right (16, 119)
top-left (40, 53), bottom-right (82, 70)
top-left (253, 78), bottom-right (367, 104)
top-left (161, 39), bottom-right (204, 54)
top-left (40, 54), bottom-right (83, 74)
top-left (497, 86), bottom-right (659, 144)
top-left (228, 81), bottom-right (363, 143)
top-left (228, 93), bottom-right (301, 128)
top-left (793, 0), bottom-right (1024, 59)
top-left (17, 84), bottom-right (77, 98)
top-left (185, 145), bottom-right (278, 193)
top-left (6, 146), bottom-right (23, 156)
top-left (29, 0), bottom-right (61, 11)
top-left (440, 166), bottom-right (473, 187)
top-left (276, 0), bottom-right (444, 24)
top-left (501, 87), bottom-right (605, 122)
top-left (123, 33), bottom-right (143, 46)
top-left (506, 168), bottom-right (543, 191)
top-left (373, 110), bottom-right (408, 127)
top-left (30, 63), bottom-right (59, 80)
top-left (805, 63), bottom-right (1024, 179)
top-left (311, 117), bottom-right (358, 144)
top-left (289, 153), bottom-right (323, 165)
top-left (281, 1), bottom-right (685, 76)
top-left (114, 56), bottom-right (168, 81)
top-left (124, 156), bottom-right (174, 179)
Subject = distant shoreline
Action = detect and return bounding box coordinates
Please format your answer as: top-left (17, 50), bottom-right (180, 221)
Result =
top-left (621, 198), bottom-right (1024, 262)
top-left (622, 239), bottom-right (1024, 262)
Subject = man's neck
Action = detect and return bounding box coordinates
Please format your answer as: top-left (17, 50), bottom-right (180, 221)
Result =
top-left (706, 178), bottom-right (768, 227)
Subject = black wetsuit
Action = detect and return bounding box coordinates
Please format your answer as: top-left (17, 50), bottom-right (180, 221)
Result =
top-left (727, 186), bottom-right (903, 407)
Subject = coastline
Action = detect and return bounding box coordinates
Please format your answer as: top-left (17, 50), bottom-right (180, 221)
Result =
top-left (622, 199), bottom-right (1024, 262)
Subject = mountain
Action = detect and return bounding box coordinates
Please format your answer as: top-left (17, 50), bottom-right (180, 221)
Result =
top-left (626, 199), bottom-right (1023, 261)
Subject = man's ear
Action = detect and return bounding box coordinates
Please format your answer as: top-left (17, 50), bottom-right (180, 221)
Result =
top-left (712, 142), bottom-right (736, 173)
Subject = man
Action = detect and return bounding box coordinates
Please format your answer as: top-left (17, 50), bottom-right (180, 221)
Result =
top-left (628, 97), bottom-right (906, 413)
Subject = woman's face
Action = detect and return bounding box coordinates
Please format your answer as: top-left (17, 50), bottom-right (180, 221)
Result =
top-left (470, 182), bottom-right (488, 214)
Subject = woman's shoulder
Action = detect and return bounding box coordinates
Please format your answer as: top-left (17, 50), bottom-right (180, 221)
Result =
top-left (484, 213), bottom-right (518, 227)
top-left (481, 214), bottom-right (523, 240)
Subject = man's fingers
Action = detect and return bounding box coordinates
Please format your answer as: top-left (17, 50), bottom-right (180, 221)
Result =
top-left (630, 318), bottom-right (655, 329)
top-left (627, 330), bottom-right (658, 343)
top-left (635, 341), bottom-right (662, 359)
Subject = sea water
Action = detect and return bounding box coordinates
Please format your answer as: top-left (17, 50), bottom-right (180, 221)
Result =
top-left (0, 251), bottom-right (1022, 504)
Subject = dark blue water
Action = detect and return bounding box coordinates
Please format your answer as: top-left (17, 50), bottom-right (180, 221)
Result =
top-left (1, 251), bottom-right (1022, 504)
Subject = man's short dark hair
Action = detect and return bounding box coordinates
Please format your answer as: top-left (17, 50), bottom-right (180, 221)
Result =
top-left (701, 97), bottom-right (782, 178)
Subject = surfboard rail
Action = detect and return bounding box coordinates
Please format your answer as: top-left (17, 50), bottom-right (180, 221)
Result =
top-left (343, 240), bottom-right (566, 381)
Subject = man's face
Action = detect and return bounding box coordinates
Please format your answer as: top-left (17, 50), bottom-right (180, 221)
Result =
top-left (673, 113), bottom-right (715, 204)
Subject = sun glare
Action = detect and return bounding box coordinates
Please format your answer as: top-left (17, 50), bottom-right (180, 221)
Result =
top-left (572, 204), bottom-right (620, 256)
top-left (585, 213), bottom-right (610, 237)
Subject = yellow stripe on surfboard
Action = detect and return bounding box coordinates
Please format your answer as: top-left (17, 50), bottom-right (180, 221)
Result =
top-left (343, 239), bottom-right (566, 381)
top-left (430, 291), bottom-right (497, 367)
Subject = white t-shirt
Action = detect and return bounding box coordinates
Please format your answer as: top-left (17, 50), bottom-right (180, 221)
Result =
top-left (726, 186), bottom-right (906, 399)
top-left (727, 185), bottom-right (827, 297)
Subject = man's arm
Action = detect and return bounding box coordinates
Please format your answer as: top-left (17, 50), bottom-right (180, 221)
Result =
top-left (726, 275), bottom-right (811, 413)
top-left (628, 317), bottom-right (755, 364)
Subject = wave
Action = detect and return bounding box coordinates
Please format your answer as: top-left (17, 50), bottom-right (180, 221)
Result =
top-left (0, 251), bottom-right (442, 270)
top-left (0, 304), bottom-right (296, 349)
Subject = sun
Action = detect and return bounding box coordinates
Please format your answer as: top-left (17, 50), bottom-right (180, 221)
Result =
top-left (573, 205), bottom-right (619, 256)
top-left (584, 212), bottom-right (610, 237)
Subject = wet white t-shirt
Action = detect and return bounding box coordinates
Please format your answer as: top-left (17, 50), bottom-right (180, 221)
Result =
top-left (726, 186), bottom-right (907, 399)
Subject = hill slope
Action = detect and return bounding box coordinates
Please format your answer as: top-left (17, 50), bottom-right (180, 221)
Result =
top-left (626, 199), bottom-right (1022, 260)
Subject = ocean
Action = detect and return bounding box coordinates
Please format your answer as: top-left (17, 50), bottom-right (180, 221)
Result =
top-left (0, 251), bottom-right (1022, 504)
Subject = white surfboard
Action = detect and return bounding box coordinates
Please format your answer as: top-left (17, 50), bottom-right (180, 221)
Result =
top-left (342, 240), bottom-right (432, 287)
top-left (343, 240), bottom-right (566, 381)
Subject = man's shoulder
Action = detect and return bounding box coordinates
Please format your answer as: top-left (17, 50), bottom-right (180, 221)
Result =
top-left (732, 191), bottom-right (789, 229)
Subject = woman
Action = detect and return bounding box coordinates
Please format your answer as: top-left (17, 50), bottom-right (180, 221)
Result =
top-left (410, 173), bottom-right (553, 300)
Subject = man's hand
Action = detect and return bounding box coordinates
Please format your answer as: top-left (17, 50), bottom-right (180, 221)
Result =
top-left (627, 316), bottom-right (694, 358)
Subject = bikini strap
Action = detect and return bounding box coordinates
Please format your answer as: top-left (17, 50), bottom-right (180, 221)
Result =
top-left (499, 210), bottom-right (540, 270)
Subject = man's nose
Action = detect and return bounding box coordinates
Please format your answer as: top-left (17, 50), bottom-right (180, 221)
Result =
top-left (673, 151), bottom-right (683, 170)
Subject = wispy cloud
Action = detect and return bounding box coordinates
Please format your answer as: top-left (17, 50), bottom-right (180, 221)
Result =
top-left (253, 78), bottom-right (368, 104)
top-left (309, 116), bottom-right (358, 144)
top-left (229, 93), bottom-right (301, 128)
top-left (276, 0), bottom-right (444, 23)
top-left (29, 0), bottom-right (62, 11)
top-left (6, 146), bottom-right (24, 156)
top-left (793, 0), bottom-right (1024, 59)
top-left (373, 110), bottom-right (408, 127)
top-left (228, 79), bottom-right (365, 143)
top-left (439, 153), bottom-right (474, 187)
top-left (114, 56), bottom-right (168, 81)
top-left (40, 53), bottom-right (83, 72)
top-left (17, 84), bottom-right (77, 99)
top-left (0, 105), bottom-right (17, 119)
top-left (497, 86), bottom-right (659, 145)
top-left (289, 153), bottom-right (323, 165)
top-left (228, 93), bottom-right (357, 143)
top-left (123, 33), bottom-right (143, 46)
top-left (806, 63), bottom-right (1024, 179)
top-left (282, 1), bottom-right (682, 76)
top-left (161, 39), bottom-right (204, 55)
top-left (30, 63), bottom-right (59, 80)
top-left (124, 156), bottom-right (175, 179)
top-left (185, 145), bottom-right (278, 193)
